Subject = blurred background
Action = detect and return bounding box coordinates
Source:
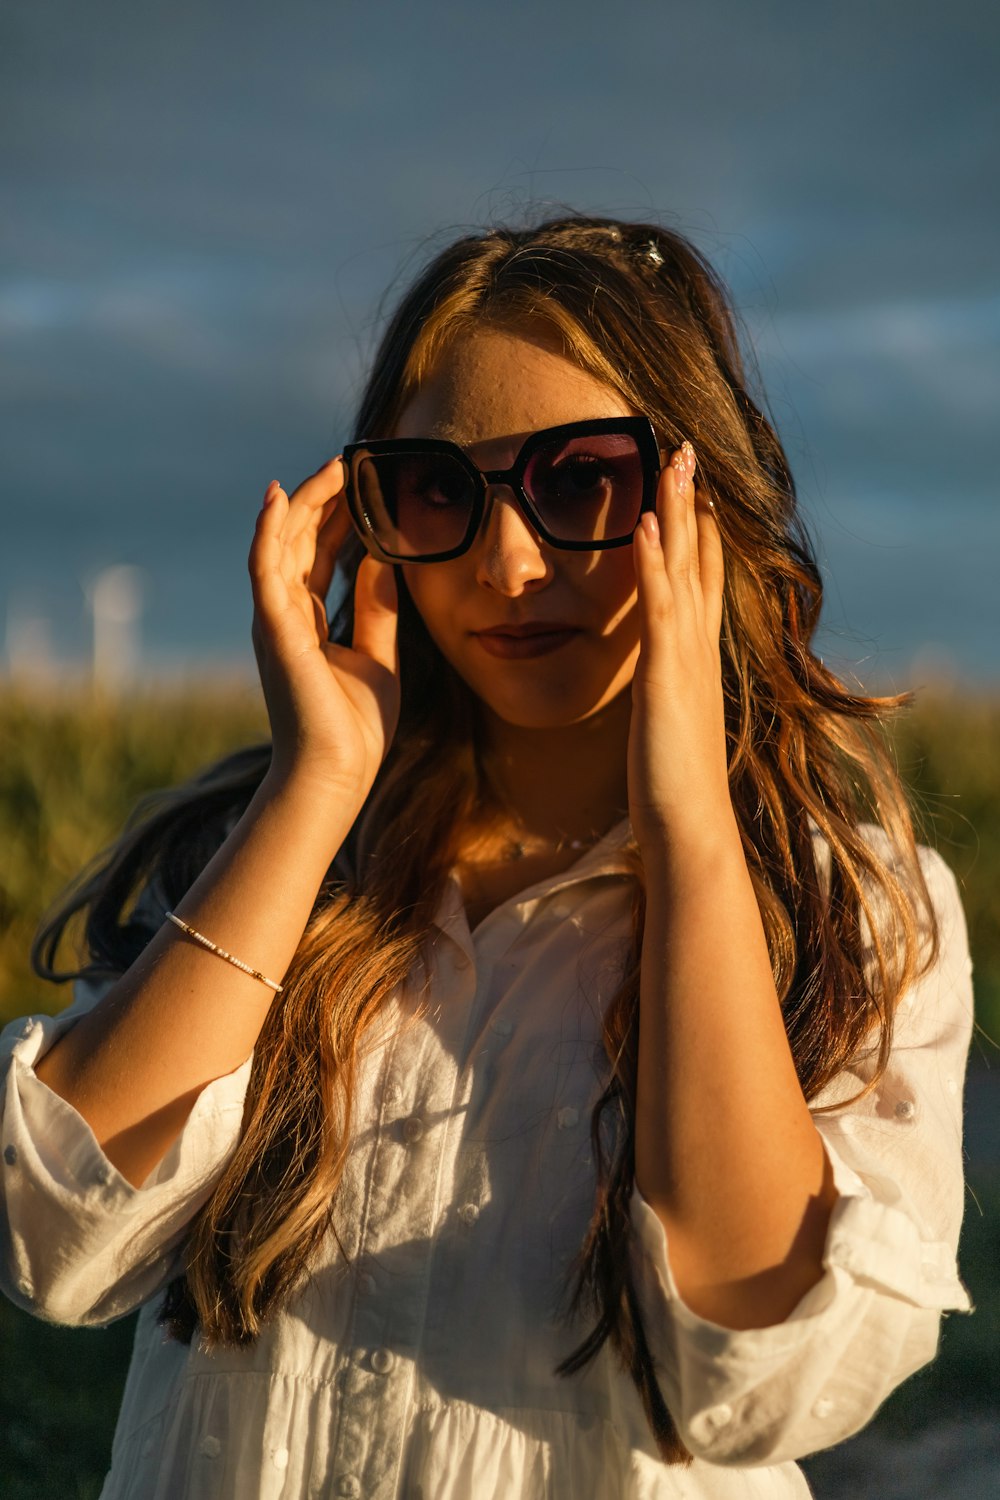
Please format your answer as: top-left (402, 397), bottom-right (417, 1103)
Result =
top-left (1, 1), bottom-right (997, 1495)
top-left (2, 0), bottom-right (998, 690)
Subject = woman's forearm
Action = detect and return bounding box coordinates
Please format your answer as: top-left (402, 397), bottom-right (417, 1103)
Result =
top-left (635, 818), bottom-right (837, 1330)
top-left (34, 771), bottom-right (353, 1188)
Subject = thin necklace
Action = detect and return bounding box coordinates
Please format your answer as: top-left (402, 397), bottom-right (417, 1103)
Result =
top-left (499, 825), bottom-right (606, 863)
top-left (476, 766), bottom-right (619, 864)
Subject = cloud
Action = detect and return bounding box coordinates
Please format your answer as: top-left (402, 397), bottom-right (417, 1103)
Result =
top-left (763, 293), bottom-right (1000, 364)
top-left (2, 0), bottom-right (996, 678)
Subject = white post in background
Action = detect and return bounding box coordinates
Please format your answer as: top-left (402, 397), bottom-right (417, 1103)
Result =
top-left (87, 565), bottom-right (144, 690)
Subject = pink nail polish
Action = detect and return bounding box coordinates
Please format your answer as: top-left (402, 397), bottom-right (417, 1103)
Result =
top-left (641, 511), bottom-right (660, 541)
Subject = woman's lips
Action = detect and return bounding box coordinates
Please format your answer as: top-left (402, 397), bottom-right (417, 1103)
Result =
top-left (472, 625), bottom-right (581, 659)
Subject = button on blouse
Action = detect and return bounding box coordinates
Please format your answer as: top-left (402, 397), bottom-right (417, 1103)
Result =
top-left (0, 827), bottom-right (974, 1498)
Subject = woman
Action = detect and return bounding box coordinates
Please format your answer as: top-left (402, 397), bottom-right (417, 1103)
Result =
top-left (1, 216), bottom-right (973, 1498)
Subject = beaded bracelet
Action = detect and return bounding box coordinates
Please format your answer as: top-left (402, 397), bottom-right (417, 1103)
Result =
top-left (164, 912), bottom-right (284, 994)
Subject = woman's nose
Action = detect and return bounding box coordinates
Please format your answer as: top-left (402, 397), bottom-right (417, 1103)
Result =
top-left (473, 484), bottom-right (553, 594)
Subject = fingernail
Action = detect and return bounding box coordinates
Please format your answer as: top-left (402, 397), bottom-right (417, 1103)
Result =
top-left (671, 459), bottom-right (689, 498)
top-left (640, 511), bottom-right (660, 542)
top-left (670, 443), bottom-right (696, 491)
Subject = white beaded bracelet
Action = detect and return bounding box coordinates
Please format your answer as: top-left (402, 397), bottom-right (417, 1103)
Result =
top-left (164, 912), bottom-right (284, 994)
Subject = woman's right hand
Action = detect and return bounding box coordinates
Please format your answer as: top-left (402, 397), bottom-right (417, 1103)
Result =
top-left (249, 458), bottom-right (401, 808)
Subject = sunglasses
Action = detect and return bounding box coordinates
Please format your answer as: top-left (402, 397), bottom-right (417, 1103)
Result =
top-left (342, 416), bottom-right (661, 564)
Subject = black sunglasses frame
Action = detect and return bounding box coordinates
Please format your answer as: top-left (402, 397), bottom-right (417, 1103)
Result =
top-left (342, 416), bottom-right (662, 564)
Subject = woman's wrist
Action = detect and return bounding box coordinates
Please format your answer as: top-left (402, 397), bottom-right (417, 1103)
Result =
top-left (637, 806), bottom-right (744, 888)
top-left (237, 767), bottom-right (367, 881)
top-left (256, 761), bottom-right (367, 831)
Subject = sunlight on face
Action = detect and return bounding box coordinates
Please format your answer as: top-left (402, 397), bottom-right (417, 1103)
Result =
top-left (396, 325), bottom-right (644, 731)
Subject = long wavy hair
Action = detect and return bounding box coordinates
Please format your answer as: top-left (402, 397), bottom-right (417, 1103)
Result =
top-left (35, 215), bottom-right (936, 1465)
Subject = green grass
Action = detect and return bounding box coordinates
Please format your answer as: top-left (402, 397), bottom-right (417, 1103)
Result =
top-left (890, 692), bottom-right (1000, 1059)
top-left (3, 682), bottom-right (998, 1044)
top-left (0, 682), bottom-right (998, 1494)
top-left (0, 682), bottom-right (268, 1021)
top-left (0, 1300), bottom-right (137, 1499)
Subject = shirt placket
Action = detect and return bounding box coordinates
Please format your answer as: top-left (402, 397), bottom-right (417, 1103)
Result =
top-left (326, 916), bottom-right (480, 1499)
top-left (326, 847), bottom-right (633, 1498)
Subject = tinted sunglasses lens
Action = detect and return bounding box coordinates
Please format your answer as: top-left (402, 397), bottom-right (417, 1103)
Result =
top-left (355, 452), bottom-right (476, 557)
top-left (523, 431), bottom-right (645, 542)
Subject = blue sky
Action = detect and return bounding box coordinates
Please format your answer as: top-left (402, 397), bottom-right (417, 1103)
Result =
top-left (2, 0), bottom-right (998, 686)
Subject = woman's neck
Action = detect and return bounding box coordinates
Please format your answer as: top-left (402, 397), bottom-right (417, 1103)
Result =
top-left (476, 690), bottom-right (632, 846)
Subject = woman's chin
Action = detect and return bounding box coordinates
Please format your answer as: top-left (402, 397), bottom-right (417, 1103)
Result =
top-left (471, 683), bottom-right (634, 735)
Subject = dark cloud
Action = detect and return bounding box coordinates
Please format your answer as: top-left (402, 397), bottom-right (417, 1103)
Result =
top-left (2, 0), bottom-right (998, 681)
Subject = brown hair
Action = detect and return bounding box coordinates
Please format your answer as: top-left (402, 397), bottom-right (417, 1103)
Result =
top-left (35, 215), bottom-right (935, 1465)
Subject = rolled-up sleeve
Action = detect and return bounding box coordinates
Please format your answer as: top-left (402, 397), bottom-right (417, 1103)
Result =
top-left (629, 846), bottom-right (974, 1465)
top-left (0, 979), bottom-right (252, 1328)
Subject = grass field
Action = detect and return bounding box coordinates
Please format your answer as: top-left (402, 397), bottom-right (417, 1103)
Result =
top-left (3, 681), bottom-right (998, 1043)
top-left (1, 682), bottom-right (997, 1495)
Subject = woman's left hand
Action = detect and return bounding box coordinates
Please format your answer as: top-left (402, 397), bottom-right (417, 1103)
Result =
top-left (630, 447), bottom-right (835, 1331)
top-left (628, 443), bottom-right (732, 863)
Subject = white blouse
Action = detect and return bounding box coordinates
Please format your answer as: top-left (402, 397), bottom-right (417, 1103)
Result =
top-left (0, 826), bottom-right (974, 1499)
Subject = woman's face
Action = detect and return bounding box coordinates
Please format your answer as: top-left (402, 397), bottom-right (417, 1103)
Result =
top-left (396, 324), bottom-right (645, 732)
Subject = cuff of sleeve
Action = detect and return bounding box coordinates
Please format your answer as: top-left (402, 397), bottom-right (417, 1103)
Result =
top-left (628, 1125), bottom-right (969, 1465)
top-left (3, 1011), bottom-right (251, 1207)
top-left (818, 1130), bottom-right (971, 1312)
top-left (630, 1131), bottom-right (969, 1356)
top-left (629, 1185), bottom-right (844, 1357)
